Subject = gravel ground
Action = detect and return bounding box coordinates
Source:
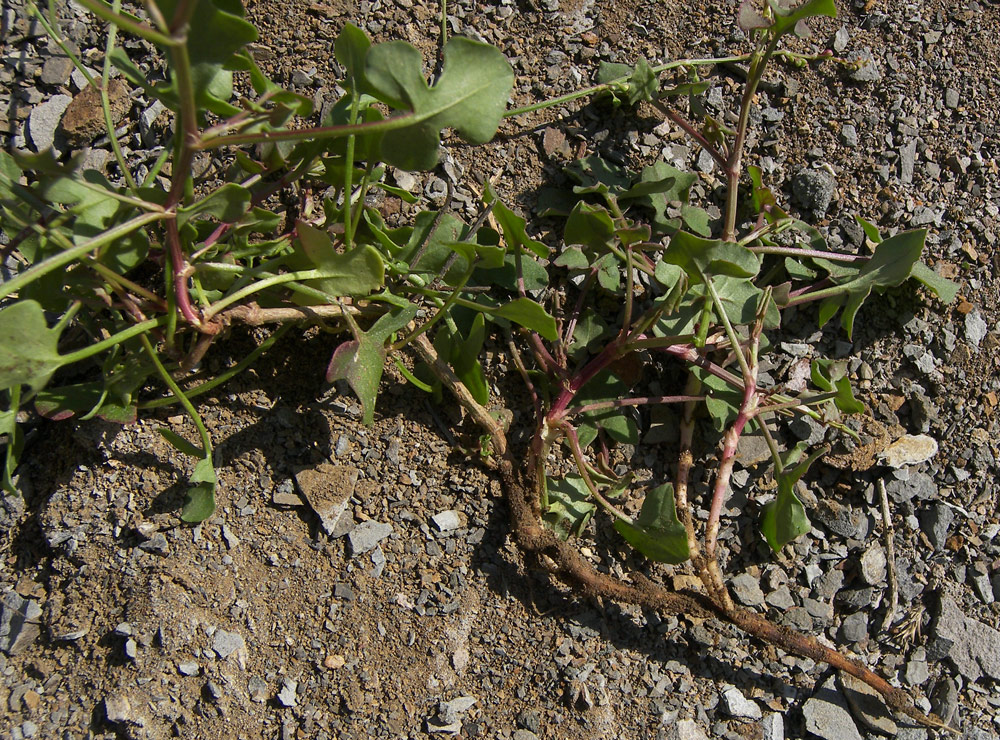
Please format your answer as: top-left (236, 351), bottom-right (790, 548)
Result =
top-left (2, 0), bottom-right (1000, 739)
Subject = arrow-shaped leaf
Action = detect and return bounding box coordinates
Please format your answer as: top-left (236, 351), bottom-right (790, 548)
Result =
top-left (0, 300), bottom-right (66, 393)
top-left (326, 303), bottom-right (419, 425)
top-left (760, 443), bottom-right (823, 552)
top-left (614, 483), bottom-right (689, 563)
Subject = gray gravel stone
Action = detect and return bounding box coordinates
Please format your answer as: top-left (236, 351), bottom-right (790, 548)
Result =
top-left (850, 59), bottom-right (882, 82)
top-left (27, 94), bottom-right (71, 151)
top-left (138, 532), bottom-right (170, 555)
top-left (920, 503), bottom-right (953, 550)
top-left (802, 677), bottom-right (863, 740)
top-left (839, 612), bottom-right (869, 643)
top-left (348, 520), bottom-right (392, 555)
top-left (944, 88), bottom-right (959, 109)
top-left (928, 594), bottom-right (1000, 681)
top-left (899, 139), bottom-right (916, 184)
top-left (431, 510), bottom-right (462, 532)
top-left (178, 661), bottom-right (200, 676)
top-left (838, 671), bottom-right (897, 736)
top-left (40, 55), bottom-right (74, 86)
top-left (964, 310), bottom-right (988, 348)
top-left (0, 592), bottom-right (42, 656)
top-left (859, 546), bottom-right (887, 586)
top-left (295, 464), bottom-right (357, 537)
top-left (833, 27), bottom-right (850, 53)
top-left (731, 573), bottom-right (765, 607)
top-left (663, 720), bottom-right (709, 740)
top-left (720, 686), bottom-right (761, 719)
top-left (212, 629), bottom-right (245, 660)
top-left (840, 124), bottom-right (858, 148)
top-left (276, 678), bottom-right (297, 707)
top-left (762, 712), bottom-right (783, 740)
top-left (104, 694), bottom-right (131, 724)
top-left (791, 168), bottom-right (836, 217)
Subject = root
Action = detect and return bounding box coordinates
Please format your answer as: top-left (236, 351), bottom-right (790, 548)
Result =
top-left (416, 336), bottom-right (957, 735)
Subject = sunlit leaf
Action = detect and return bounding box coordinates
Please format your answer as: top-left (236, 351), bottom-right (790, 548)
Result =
top-left (810, 359), bottom-right (864, 414)
top-left (662, 231), bottom-right (761, 281)
top-left (614, 483), bottom-right (689, 563)
top-left (365, 37), bottom-right (513, 170)
top-left (181, 456), bottom-right (218, 523)
top-left (760, 442), bottom-right (822, 552)
top-left (289, 220), bottom-right (385, 298)
top-left (0, 300), bottom-right (65, 393)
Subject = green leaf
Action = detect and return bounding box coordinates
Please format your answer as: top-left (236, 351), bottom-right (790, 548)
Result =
top-left (614, 483), bottom-right (689, 563)
top-left (177, 183), bottom-right (251, 226)
top-left (595, 252), bottom-right (621, 291)
top-left (289, 221), bottom-right (385, 298)
top-left (365, 37), bottom-right (513, 170)
top-left (810, 359), bottom-right (865, 414)
top-left (335, 23), bottom-right (371, 89)
top-left (326, 303), bottom-right (419, 425)
top-left (159, 428), bottom-right (206, 458)
top-left (829, 229), bottom-right (927, 339)
top-left (767, 0), bottom-right (837, 37)
top-left (480, 298), bottom-right (558, 341)
top-left (0, 300), bottom-right (65, 393)
top-left (443, 313), bottom-right (489, 406)
top-left (35, 381), bottom-right (137, 423)
top-left (181, 457), bottom-right (218, 523)
top-left (692, 367), bottom-right (742, 431)
top-left (681, 204), bottom-right (713, 237)
top-left (662, 231), bottom-right (761, 281)
top-left (625, 58), bottom-right (658, 105)
top-left (544, 475), bottom-right (597, 539)
top-left (910, 262), bottom-right (958, 304)
top-left (554, 246), bottom-right (590, 269)
top-left (473, 252), bottom-right (548, 292)
top-left (565, 202), bottom-right (616, 253)
top-left (483, 183), bottom-right (548, 259)
top-left (855, 215), bottom-right (883, 244)
top-left (760, 443), bottom-right (822, 552)
top-left (156, 0), bottom-right (257, 111)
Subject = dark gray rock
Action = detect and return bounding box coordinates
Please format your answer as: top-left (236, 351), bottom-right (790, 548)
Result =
top-left (899, 139), bottom-right (916, 184)
top-left (850, 59), bottom-right (882, 82)
top-left (138, 532), bottom-right (170, 555)
top-left (802, 677), bottom-right (863, 740)
top-left (348, 520), bottom-right (392, 555)
top-left (731, 573), bottom-right (765, 608)
top-left (839, 612), bottom-right (869, 643)
top-left (0, 592), bottom-right (42, 655)
top-left (840, 124), bottom-right (858, 148)
top-left (928, 594), bottom-right (1000, 681)
top-left (886, 472), bottom-right (936, 503)
top-left (920, 504), bottom-right (953, 550)
top-left (791, 168), bottom-right (836, 217)
top-left (27, 93), bottom-right (71, 151)
top-left (814, 500), bottom-right (869, 540)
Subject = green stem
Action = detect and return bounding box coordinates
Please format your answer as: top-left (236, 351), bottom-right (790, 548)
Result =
top-left (342, 91), bottom-right (362, 249)
top-left (101, 0), bottom-right (137, 190)
top-left (74, 0), bottom-right (176, 47)
top-left (0, 211), bottom-right (167, 301)
top-left (504, 54), bottom-right (752, 118)
top-left (140, 324), bottom-right (291, 409)
top-left (704, 276), bottom-right (753, 383)
top-left (59, 316), bottom-right (167, 365)
top-left (140, 334), bottom-right (212, 455)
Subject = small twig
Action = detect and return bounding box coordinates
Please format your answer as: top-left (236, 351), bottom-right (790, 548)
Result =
top-left (877, 478), bottom-right (898, 635)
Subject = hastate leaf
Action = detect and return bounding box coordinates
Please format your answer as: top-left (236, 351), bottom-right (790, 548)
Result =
top-left (760, 443), bottom-right (822, 552)
top-left (0, 300), bottom-right (66, 393)
top-left (365, 37), bottom-right (513, 170)
top-left (289, 221), bottom-right (384, 299)
top-left (326, 303), bottom-right (419, 425)
top-left (614, 483), bottom-right (689, 563)
top-left (662, 231), bottom-right (761, 282)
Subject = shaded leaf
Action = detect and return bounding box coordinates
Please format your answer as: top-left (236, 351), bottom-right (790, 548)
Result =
top-left (565, 202), bottom-right (616, 253)
top-left (178, 183), bottom-right (251, 226)
top-left (159, 428), bottom-right (205, 458)
top-left (481, 298), bottom-right (558, 341)
top-left (326, 303), bottom-right (419, 425)
top-left (810, 359), bottom-right (865, 414)
top-left (544, 475), bottom-right (596, 539)
top-left (483, 183), bottom-right (548, 259)
top-left (767, 0), bottom-right (837, 37)
top-left (662, 231), bottom-right (761, 281)
top-left (614, 483), bottom-right (689, 563)
top-left (0, 300), bottom-right (65, 393)
top-left (335, 23), bottom-right (371, 89)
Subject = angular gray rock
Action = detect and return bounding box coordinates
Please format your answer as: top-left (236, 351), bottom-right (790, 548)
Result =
top-left (838, 671), bottom-right (897, 735)
top-left (295, 463), bottom-right (358, 537)
top-left (276, 678), bottom-right (298, 707)
top-left (731, 573), bottom-right (765, 608)
top-left (212, 628), bottom-right (245, 660)
top-left (720, 686), bottom-right (762, 720)
top-left (792, 168), bottom-right (836, 217)
top-left (27, 94), bottom-right (72, 151)
top-left (920, 504), bottom-right (953, 550)
top-left (928, 594), bottom-right (1000, 681)
top-left (431, 510), bottom-right (462, 532)
top-left (348, 520), bottom-right (392, 555)
top-left (0, 592), bottom-right (42, 655)
top-left (802, 677), bottom-right (863, 740)
top-left (762, 712), bottom-right (783, 740)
